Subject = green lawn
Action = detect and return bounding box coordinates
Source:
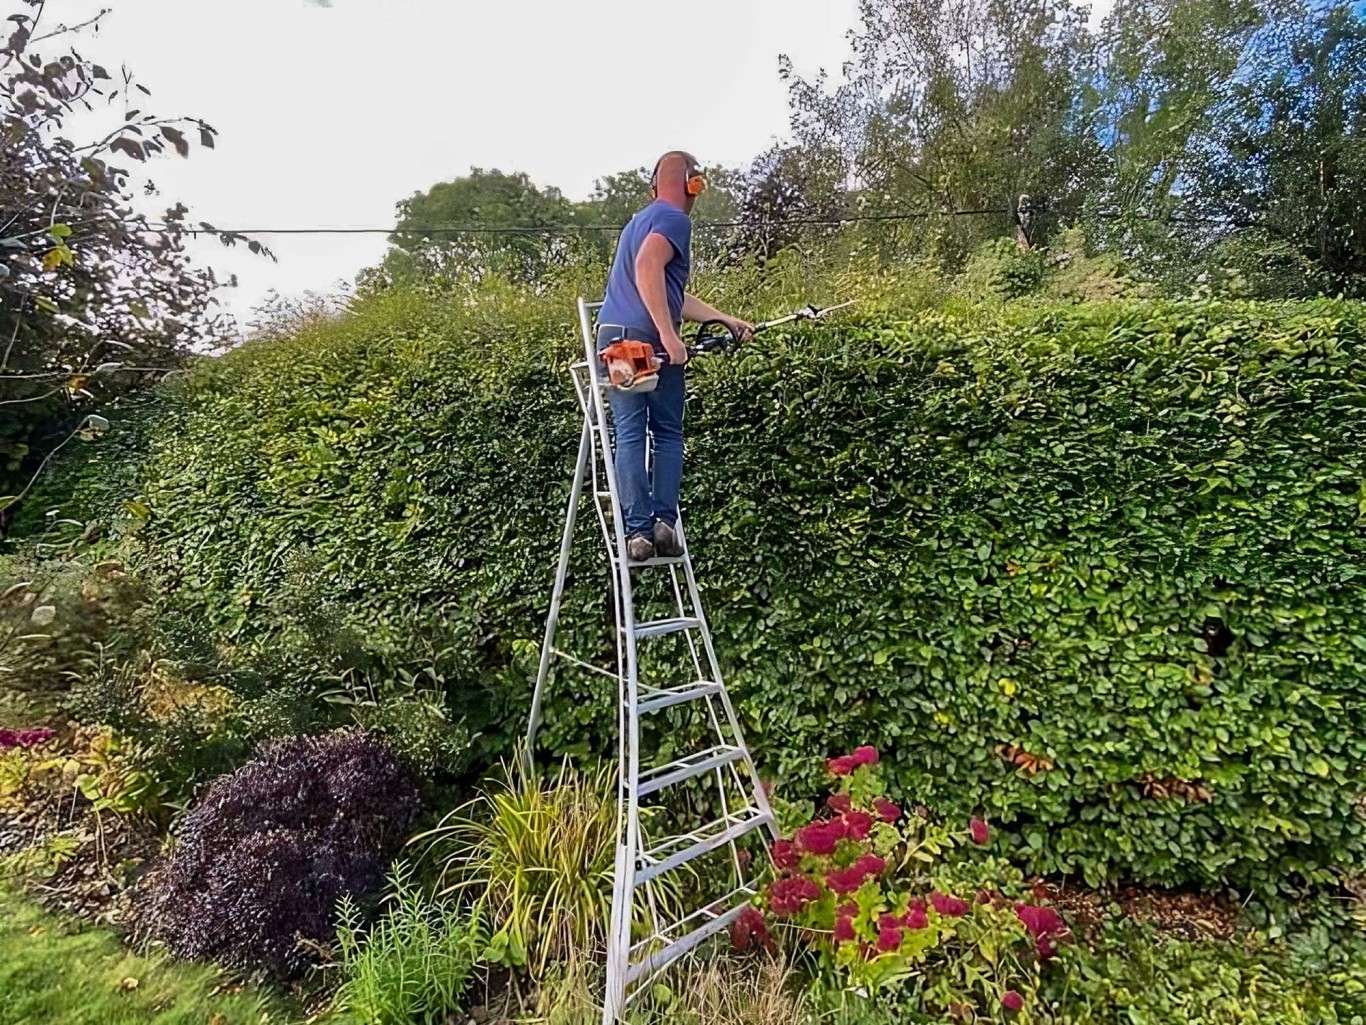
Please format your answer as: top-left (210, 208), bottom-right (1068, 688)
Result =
top-left (0, 887), bottom-right (295, 1025)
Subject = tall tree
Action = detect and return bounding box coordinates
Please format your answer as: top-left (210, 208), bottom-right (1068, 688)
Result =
top-left (1077, 0), bottom-right (1279, 281)
top-left (0, 1), bottom-right (255, 521)
top-left (573, 168), bottom-right (651, 233)
top-left (1198, 4), bottom-right (1366, 295)
top-left (782, 0), bottom-right (1096, 266)
top-left (728, 143), bottom-right (848, 264)
top-left (376, 168), bottom-right (576, 287)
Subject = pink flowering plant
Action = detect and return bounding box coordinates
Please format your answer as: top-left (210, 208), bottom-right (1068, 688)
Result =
top-left (0, 728), bottom-right (56, 750)
top-left (750, 747), bottom-right (1070, 1021)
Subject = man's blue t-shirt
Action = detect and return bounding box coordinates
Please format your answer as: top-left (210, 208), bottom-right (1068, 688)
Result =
top-left (597, 200), bottom-right (692, 347)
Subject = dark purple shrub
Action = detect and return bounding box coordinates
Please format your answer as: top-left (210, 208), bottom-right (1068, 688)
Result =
top-left (144, 728), bottom-right (420, 978)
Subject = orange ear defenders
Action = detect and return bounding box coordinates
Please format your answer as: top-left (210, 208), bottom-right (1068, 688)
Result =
top-left (650, 157), bottom-right (708, 197)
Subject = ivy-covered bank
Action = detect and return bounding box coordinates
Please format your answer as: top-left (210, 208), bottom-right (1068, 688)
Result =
top-left (22, 289), bottom-right (1366, 892)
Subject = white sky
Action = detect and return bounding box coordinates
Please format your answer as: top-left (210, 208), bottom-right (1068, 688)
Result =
top-left (42, 0), bottom-right (864, 328)
top-left (42, 0), bottom-right (1113, 330)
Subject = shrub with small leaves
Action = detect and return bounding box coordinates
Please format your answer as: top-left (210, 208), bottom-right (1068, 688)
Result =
top-left (1043, 912), bottom-right (1366, 1024)
top-left (143, 728), bottom-right (419, 978)
top-left (25, 286), bottom-right (1366, 890)
top-left (357, 694), bottom-right (472, 781)
top-left (963, 236), bottom-right (1047, 299)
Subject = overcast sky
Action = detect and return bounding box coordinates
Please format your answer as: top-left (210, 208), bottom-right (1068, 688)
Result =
top-left (44, 0), bottom-right (1114, 330)
top-left (42, 0), bottom-right (866, 327)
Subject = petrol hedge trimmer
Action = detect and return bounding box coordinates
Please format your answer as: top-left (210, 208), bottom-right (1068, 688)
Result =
top-left (600, 299), bottom-right (856, 393)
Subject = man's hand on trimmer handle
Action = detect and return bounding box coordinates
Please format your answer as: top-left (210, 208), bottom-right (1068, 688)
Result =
top-left (723, 315), bottom-right (755, 343)
top-left (679, 293), bottom-right (754, 354)
top-left (663, 314), bottom-right (756, 363)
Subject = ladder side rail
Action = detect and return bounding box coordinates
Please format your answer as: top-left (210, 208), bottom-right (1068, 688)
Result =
top-left (524, 417), bottom-right (593, 764)
top-left (667, 560), bottom-right (709, 684)
top-left (663, 561), bottom-right (748, 884)
top-left (583, 399), bottom-right (629, 878)
top-left (580, 298), bottom-right (645, 1025)
top-left (571, 368), bottom-right (623, 589)
top-left (590, 464), bottom-right (618, 563)
top-left (605, 540), bottom-right (632, 1024)
top-left (569, 363), bottom-right (593, 418)
top-left (675, 517), bottom-right (780, 838)
top-left (673, 518), bottom-right (726, 697)
top-left (571, 363), bottom-right (621, 568)
top-left (668, 559), bottom-right (751, 804)
top-left (552, 366), bottom-right (635, 692)
top-left (526, 359), bottom-right (612, 764)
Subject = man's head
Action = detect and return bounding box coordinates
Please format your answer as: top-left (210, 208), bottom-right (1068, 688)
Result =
top-left (650, 150), bottom-right (706, 215)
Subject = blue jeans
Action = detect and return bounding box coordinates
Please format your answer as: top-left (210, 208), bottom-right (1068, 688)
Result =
top-left (596, 324), bottom-right (684, 539)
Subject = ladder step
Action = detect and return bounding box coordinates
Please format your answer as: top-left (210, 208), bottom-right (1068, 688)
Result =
top-left (624, 886), bottom-right (757, 987)
top-left (630, 617), bottom-right (700, 639)
top-left (637, 680), bottom-right (723, 714)
top-left (636, 807), bottom-right (772, 885)
top-left (636, 745), bottom-right (744, 797)
top-left (590, 494), bottom-right (691, 566)
top-left (621, 553), bottom-right (687, 568)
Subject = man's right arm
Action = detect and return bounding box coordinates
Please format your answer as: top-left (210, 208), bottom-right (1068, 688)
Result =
top-left (634, 233), bottom-right (688, 366)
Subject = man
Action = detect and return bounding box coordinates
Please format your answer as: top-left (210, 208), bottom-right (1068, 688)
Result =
top-left (596, 151), bottom-right (753, 562)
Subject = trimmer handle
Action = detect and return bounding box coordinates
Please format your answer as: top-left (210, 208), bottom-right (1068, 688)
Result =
top-left (689, 319), bottom-right (738, 357)
top-left (658, 320), bottom-right (740, 364)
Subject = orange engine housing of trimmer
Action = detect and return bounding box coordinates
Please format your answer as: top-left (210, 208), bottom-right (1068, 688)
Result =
top-left (600, 339), bottom-right (661, 392)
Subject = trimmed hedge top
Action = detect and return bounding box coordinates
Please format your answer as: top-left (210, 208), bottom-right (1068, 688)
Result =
top-left (31, 289), bottom-right (1366, 891)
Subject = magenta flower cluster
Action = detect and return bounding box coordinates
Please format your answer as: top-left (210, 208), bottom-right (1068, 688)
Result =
top-left (0, 727), bottom-right (56, 750)
top-left (736, 742), bottom-right (1071, 1025)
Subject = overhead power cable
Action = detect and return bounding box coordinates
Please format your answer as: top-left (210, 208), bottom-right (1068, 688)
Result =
top-left (145, 208), bottom-right (1015, 237)
top-left (20, 205), bottom-right (1246, 241)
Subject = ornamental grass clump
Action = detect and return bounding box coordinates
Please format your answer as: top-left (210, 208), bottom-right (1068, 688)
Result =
top-left (144, 728), bottom-right (419, 978)
top-left (749, 748), bottom-right (1071, 1020)
top-left (418, 755), bottom-right (674, 975)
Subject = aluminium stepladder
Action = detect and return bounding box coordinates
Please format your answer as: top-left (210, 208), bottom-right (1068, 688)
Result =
top-left (523, 297), bottom-right (778, 1023)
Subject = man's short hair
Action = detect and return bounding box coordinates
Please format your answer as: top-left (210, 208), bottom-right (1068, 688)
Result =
top-left (650, 150), bottom-right (699, 189)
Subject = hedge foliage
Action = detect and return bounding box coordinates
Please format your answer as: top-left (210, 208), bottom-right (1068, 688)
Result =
top-left (26, 284), bottom-right (1366, 891)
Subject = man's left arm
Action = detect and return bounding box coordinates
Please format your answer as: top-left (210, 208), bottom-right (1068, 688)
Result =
top-left (681, 293), bottom-right (754, 343)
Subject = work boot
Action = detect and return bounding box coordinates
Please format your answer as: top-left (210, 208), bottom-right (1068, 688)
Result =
top-left (653, 520), bottom-right (683, 558)
top-left (625, 534), bottom-right (655, 562)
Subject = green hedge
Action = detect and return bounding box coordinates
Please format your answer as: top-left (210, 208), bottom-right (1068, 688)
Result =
top-left (25, 286), bottom-right (1366, 891)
